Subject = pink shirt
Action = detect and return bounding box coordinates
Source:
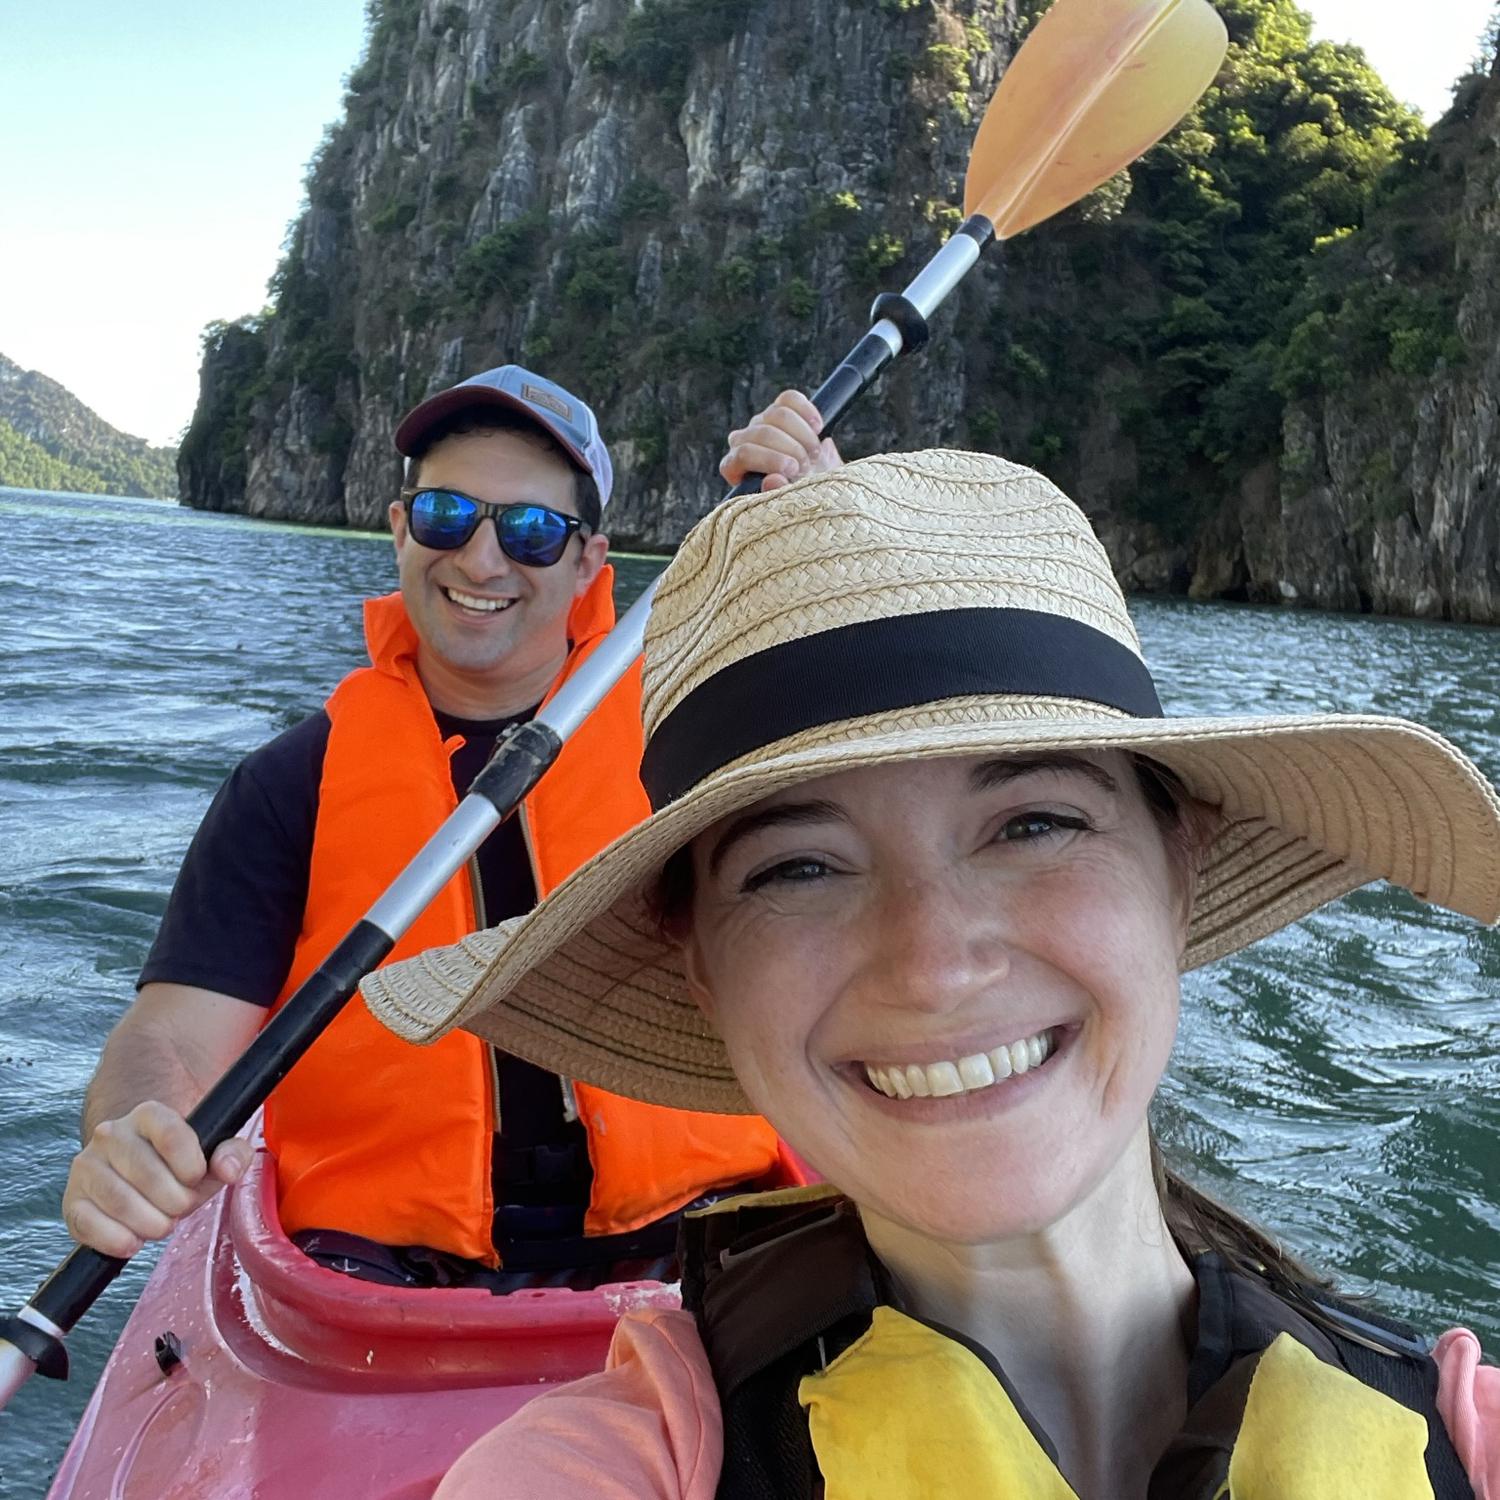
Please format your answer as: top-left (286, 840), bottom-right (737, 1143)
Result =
top-left (436, 1309), bottom-right (1499, 1499)
top-left (437, 1311), bottom-right (718, 1500)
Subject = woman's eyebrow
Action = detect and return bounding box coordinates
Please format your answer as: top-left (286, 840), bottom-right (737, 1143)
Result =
top-left (969, 754), bottom-right (1120, 796)
top-left (707, 800), bottom-right (847, 877)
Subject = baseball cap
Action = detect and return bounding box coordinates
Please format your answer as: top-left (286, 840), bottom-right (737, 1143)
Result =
top-left (394, 364), bottom-right (614, 508)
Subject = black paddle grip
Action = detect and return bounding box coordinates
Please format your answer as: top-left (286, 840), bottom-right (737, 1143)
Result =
top-left (189, 918), bottom-right (395, 1148)
top-left (14, 1248), bottom-right (125, 1361)
top-left (809, 330), bottom-right (897, 432)
top-left (469, 720), bottom-right (563, 812)
top-left (0, 1310), bottom-right (74, 1380)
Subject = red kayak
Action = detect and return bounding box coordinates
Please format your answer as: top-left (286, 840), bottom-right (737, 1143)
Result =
top-left (47, 1143), bottom-right (679, 1498)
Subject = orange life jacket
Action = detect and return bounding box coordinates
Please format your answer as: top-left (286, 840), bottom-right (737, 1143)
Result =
top-left (264, 573), bottom-right (789, 1264)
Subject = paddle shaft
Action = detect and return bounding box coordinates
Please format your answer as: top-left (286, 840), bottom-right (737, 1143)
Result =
top-left (0, 212), bottom-right (995, 1401)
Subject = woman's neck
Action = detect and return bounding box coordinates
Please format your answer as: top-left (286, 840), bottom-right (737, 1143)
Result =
top-left (860, 1130), bottom-right (1196, 1500)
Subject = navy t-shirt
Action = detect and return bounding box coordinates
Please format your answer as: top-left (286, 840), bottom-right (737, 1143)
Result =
top-left (138, 706), bottom-right (592, 1231)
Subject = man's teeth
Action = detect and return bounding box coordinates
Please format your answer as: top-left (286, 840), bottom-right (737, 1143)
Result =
top-left (446, 587), bottom-right (513, 612)
top-left (863, 1030), bottom-right (1055, 1101)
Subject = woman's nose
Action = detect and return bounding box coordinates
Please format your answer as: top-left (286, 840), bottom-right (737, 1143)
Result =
top-left (855, 873), bottom-right (1009, 1015)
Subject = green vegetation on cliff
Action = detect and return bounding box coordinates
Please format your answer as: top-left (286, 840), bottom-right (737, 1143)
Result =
top-left (0, 354), bottom-right (178, 498)
top-left (0, 420), bottom-right (124, 496)
top-left (177, 319), bottom-right (270, 511)
top-left (1273, 74), bottom-right (1481, 404)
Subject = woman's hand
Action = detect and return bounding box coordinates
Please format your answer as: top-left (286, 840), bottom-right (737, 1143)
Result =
top-left (720, 390), bottom-right (844, 493)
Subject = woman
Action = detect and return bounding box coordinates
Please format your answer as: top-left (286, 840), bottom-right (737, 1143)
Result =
top-left (363, 449), bottom-right (1500, 1498)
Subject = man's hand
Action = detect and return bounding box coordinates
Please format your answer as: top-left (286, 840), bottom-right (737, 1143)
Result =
top-left (720, 390), bottom-right (844, 493)
top-left (63, 983), bottom-right (264, 1256)
top-left (63, 1100), bottom-right (253, 1257)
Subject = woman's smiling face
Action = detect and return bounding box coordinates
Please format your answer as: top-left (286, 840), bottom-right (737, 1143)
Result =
top-left (682, 751), bottom-right (1194, 1244)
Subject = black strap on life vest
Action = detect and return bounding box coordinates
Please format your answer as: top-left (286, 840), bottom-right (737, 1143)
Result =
top-left (681, 1192), bottom-right (1475, 1500)
top-left (1186, 1251), bottom-right (1473, 1498)
top-left (680, 1193), bottom-right (880, 1500)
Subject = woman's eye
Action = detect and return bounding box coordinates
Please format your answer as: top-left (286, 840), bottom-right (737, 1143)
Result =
top-left (996, 811), bottom-right (1089, 843)
top-left (741, 857), bottom-right (830, 893)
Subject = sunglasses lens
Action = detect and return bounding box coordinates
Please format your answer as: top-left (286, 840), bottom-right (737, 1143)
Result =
top-left (499, 505), bottom-right (572, 567)
top-left (408, 489), bottom-right (477, 549)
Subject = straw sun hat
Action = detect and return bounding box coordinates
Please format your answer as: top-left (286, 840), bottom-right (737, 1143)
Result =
top-left (362, 450), bottom-right (1500, 1113)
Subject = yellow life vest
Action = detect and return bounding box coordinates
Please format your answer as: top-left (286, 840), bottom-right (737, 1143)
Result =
top-left (802, 1307), bottom-right (1432, 1499)
top-left (681, 1186), bottom-right (1466, 1500)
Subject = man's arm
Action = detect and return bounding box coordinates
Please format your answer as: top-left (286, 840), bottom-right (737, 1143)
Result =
top-left (64, 712), bottom-right (328, 1256)
top-left (64, 983), bottom-right (265, 1257)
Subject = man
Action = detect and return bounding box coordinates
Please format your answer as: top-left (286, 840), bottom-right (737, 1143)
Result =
top-left (62, 366), bottom-right (799, 1288)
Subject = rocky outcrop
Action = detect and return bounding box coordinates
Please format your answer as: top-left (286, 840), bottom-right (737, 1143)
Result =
top-left (182, 0), bottom-right (1500, 622)
top-left (1294, 70), bottom-right (1499, 622)
top-left (1180, 59), bottom-right (1500, 621)
top-left (186, 0), bottom-right (1016, 541)
top-left (177, 321), bottom-right (268, 512)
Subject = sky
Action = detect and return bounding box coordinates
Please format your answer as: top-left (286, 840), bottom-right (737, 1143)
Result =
top-left (1, 0), bottom-right (1495, 449)
top-left (1, 1), bottom-right (367, 448)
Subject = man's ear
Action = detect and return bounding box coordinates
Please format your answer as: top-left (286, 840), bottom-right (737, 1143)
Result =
top-left (574, 530), bottom-right (609, 597)
top-left (389, 499), bottom-right (408, 552)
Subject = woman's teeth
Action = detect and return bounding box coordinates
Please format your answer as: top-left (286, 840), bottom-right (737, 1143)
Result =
top-left (863, 1030), bottom-right (1056, 1101)
top-left (445, 587), bottom-right (513, 613)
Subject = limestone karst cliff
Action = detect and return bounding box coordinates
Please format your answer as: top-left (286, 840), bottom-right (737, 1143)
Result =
top-left (183, 0), bottom-right (1019, 539)
top-left (179, 0), bottom-right (1500, 622)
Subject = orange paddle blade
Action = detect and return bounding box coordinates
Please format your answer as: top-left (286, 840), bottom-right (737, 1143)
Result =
top-left (964, 0), bottom-right (1228, 238)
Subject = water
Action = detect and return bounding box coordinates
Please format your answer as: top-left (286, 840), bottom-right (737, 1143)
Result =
top-left (0, 487), bottom-right (1496, 1493)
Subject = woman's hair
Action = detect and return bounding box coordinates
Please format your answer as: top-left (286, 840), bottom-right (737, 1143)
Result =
top-left (1132, 759), bottom-right (1330, 1290)
top-left (1152, 1138), bottom-right (1328, 1290)
top-left (649, 752), bottom-right (1329, 1292)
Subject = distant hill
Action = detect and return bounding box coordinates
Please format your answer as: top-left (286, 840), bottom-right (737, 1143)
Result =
top-left (0, 354), bottom-right (177, 498)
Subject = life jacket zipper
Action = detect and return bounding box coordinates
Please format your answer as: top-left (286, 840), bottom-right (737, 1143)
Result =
top-left (517, 799), bottom-right (541, 893)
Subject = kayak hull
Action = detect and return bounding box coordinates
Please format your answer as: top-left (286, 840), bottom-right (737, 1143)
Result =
top-left (47, 1145), bottom-right (679, 1497)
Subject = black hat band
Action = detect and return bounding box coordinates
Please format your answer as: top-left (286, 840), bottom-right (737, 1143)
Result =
top-left (640, 607), bottom-right (1164, 811)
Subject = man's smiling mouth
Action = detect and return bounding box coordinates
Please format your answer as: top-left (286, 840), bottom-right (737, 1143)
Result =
top-left (862, 1027), bottom-right (1059, 1100)
top-left (443, 586), bottom-right (515, 614)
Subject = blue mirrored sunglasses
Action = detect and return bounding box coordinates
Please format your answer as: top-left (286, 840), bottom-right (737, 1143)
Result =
top-left (400, 488), bottom-right (589, 568)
